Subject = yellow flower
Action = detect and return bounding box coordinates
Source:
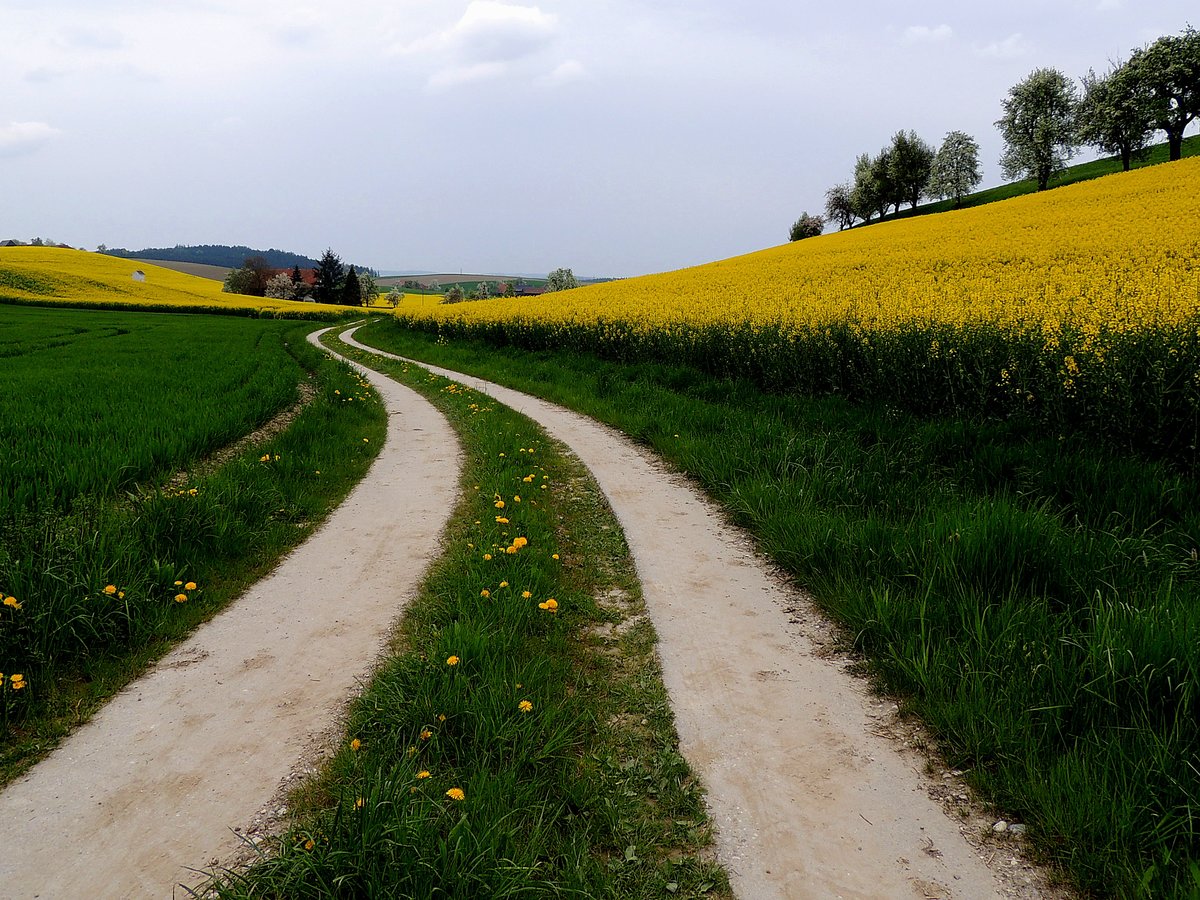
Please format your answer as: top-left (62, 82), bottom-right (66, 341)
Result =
top-left (495, 516), bottom-right (509, 524)
top-left (523, 475), bottom-right (534, 483)
top-left (420, 729), bottom-right (432, 740)
top-left (355, 797), bottom-right (365, 809)
top-left (552, 554), bottom-right (560, 560)
top-left (185, 581), bottom-right (197, 591)
top-left (538, 598), bottom-right (559, 613)
top-left (522, 591), bottom-right (532, 599)
top-left (118, 591), bottom-right (124, 599)
top-left (260, 453), bottom-right (271, 462)
top-left (350, 738), bottom-right (362, 751)
top-left (174, 580), bottom-right (183, 586)
top-left (446, 787), bottom-right (465, 801)
top-left (3, 596), bottom-right (20, 609)
top-left (512, 537), bottom-right (528, 548)
top-left (499, 581), bottom-right (509, 588)
top-left (104, 584), bottom-right (117, 595)
top-left (483, 553), bottom-right (492, 561)
top-left (495, 499), bottom-right (505, 509)
top-left (506, 546), bottom-right (517, 554)
top-left (518, 700), bottom-right (533, 713)
top-left (174, 593), bottom-right (188, 603)
top-left (417, 770), bottom-right (431, 779)
top-left (304, 839), bottom-right (315, 851)
top-left (446, 655), bottom-right (460, 666)
top-left (438, 714), bottom-right (446, 722)
top-left (480, 589), bottom-right (491, 598)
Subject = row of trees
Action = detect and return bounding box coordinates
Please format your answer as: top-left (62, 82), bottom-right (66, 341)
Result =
top-left (791, 25), bottom-right (1198, 240)
top-left (441, 268), bottom-right (579, 304)
top-left (223, 249), bottom-right (378, 306)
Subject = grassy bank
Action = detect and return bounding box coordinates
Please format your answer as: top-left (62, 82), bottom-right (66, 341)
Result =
top-left (202, 328), bottom-right (729, 899)
top-left (0, 308), bottom-right (386, 783)
top-left (352, 319), bottom-right (1200, 899)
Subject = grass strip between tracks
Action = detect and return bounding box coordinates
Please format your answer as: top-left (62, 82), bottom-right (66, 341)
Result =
top-left (201, 329), bottom-right (730, 898)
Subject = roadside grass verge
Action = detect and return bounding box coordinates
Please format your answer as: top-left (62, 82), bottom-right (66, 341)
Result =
top-left (350, 319), bottom-right (1200, 899)
top-left (201, 329), bottom-right (729, 899)
top-left (0, 310), bottom-right (386, 785)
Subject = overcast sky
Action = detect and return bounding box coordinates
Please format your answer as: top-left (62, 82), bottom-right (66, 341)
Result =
top-left (1, 1), bottom-right (1195, 276)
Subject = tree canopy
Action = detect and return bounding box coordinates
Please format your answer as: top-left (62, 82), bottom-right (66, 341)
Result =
top-left (929, 131), bottom-right (983, 206)
top-left (997, 67), bottom-right (1079, 190)
top-left (546, 268), bottom-right (579, 292)
top-left (1076, 62), bottom-right (1156, 171)
top-left (1129, 27), bottom-right (1200, 161)
top-left (313, 249), bottom-right (345, 304)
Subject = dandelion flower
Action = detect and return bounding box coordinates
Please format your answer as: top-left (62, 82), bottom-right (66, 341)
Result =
top-left (495, 516), bottom-right (509, 524)
top-left (174, 581), bottom-right (183, 586)
top-left (483, 553), bottom-right (492, 561)
top-left (495, 500), bottom-right (505, 509)
top-left (118, 592), bottom-right (124, 599)
top-left (420, 729), bottom-right (432, 740)
top-left (417, 769), bottom-right (431, 779)
top-left (522, 591), bottom-right (532, 599)
top-left (174, 593), bottom-right (188, 603)
top-left (513, 537), bottom-right (528, 548)
top-left (552, 554), bottom-right (560, 560)
top-left (438, 714), bottom-right (446, 722)
top-left (446, 787), bottom-right (465, 801)
top-left (105, 585), bottom-right (118, 595)
top-left (304, 839), bottom-right (315, 851)
top-left (355, 797), bottom-right (365, 809)
top-left (499, 581), bottom-right (509, 588)
top-left (518, 700), bottom-right (533, 713)
top-left (350, 738), bottom-right (362, 752)
top-left (446, 655), bottom-right (460, 666)
top-left (480, 589), bottom-right (490, 598)
top-left (513, 495), bottom-right (520, 503)
top-left (506, 546), bottom-right (517, 555)
top-left (185, 581), bottom-right (197, 591)
top-left (3, 596), bottom-right (20, 609)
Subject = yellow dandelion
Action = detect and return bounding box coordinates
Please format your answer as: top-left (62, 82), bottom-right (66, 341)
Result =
top-left (446, 787), bottom-right (465, 801)
top-left (104, 585), bottom-right (117, 595)
top-left (420, 729), bottom-right (432, 740)
top-left (3, 596), bottom-right (20, 609)
top-left (174, 580), bottom-right (183, 586)
top-left (483, 553), bottom-right (492, 561)
top-left (438, 714), bottom-right (446, 722)
top-left (480, 589), bottom-right (490, 598)
top-left (506, 546), bottom-right (517, 554)
top-left (174, 593), bottom-right (188, 603)
top-left (355, 797), bottom-right (365, 809)
top-left (513, 537), bottom-right (528, 548)
top-left (185, 581), bottom-right (197, 591)
top-left (513, 495), bottom-right (520, 503)
top-left (522, 591), bottom-right (532, 599)
top-left (518, 700), bottom-right (533, 713)
top-left (495, 516), bottom-right (509, 524)
top-left (552, 554), bottom-right (560, 560)
top-left (499, 581), bottom-right (509, 588)
top-left (446, 655), bottom-right (460, 666)
top-left (495, 499), bottom-right (505, 509)
top-left (350, 738), bottom-right (362, 751)
top-left (304, 839), bottom-right (315, 851)
top-left (417, 770), bottom-right (431, 779)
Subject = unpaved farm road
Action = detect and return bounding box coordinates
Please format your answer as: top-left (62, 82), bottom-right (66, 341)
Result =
top-left (342, 327), bottom-right (1070, 900)
top-left (0, 325), bottom-right (1068, 900)
top-left (0, 330), bottom-right (460, 899)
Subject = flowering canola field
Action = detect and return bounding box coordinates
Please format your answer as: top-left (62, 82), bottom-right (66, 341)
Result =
top-left (397, 157), bottom-right (1200, 466)
top-left (0, 246), bottom-right (350, 318)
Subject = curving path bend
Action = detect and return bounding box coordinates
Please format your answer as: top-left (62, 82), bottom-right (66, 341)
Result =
top-left (342, 327), bottom-right (1063, 900)
top-left (0, 329), bottom-right (460, 898)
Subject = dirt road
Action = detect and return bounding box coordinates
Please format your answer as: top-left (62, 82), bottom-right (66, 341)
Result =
top-left (342, 328), bottom-right (1065, 900)
top-left (0, 331), bottom-right (460, 898)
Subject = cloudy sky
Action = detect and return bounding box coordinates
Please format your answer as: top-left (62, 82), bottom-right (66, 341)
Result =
top-left (1, 1), bottom-right (1195, 276)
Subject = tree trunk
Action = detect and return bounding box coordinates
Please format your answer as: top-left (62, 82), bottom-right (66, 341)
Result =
top-left (1121, 146), bottom-right (1132, 171)
top-left (1168, 127), bottom-right (1183, 161)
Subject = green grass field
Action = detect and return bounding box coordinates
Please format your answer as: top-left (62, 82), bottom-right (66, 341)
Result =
top-left (353, 319), bottom-right (1200, 899)
top-left (0, 306), bottom-right (386, 781)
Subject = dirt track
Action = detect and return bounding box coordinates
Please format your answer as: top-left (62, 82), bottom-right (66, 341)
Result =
top-left (342, 328), bottom-right (1067, 900)
top-left (0, 330), bottom-right (460, 898)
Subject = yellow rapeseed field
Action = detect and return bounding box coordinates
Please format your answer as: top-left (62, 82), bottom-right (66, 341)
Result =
top-left (395, 156), bottom-right (1200, 466)
top-left (398, 156), bottom-right (1199, 342)
top-left (0, 246), bottom-right (350, 317)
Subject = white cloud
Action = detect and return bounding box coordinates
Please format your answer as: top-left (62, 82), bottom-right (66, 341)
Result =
top-left (400, 2), bottom-right (561, 88)
top-left (974, 33), bottom-right (1031, 59)
top-left (539, 58), bottom-right (586, 86)
top-left (0, 122), bottom-right (62, 158)
top-left (902, 24), bottom-right (953, 44)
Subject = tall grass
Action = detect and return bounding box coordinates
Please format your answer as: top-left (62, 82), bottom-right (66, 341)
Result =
top-left (352, 320), bottom-right (1200, 898)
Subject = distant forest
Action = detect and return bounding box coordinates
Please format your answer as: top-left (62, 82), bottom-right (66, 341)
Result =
top-left (101, 244), bottom-right (377, 276)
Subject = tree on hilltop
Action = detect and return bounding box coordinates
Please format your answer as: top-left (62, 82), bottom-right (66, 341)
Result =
top-left (824, 183), bottom-right (855, 230)
top-left (929, 131), bottom-right (982, 206)
top-left (1128, 27), bottom-right (1200, 161)
top-left (1076, 61), bottom-right (1155, 171)
top-left (788, 213), bottom-right (824, 241)
top-left (887, 130), bottom-right (935, 209)
top-left (997, 67), bottom-right (1079, 191)
top-left (313, 249), bottom-right (344, 304)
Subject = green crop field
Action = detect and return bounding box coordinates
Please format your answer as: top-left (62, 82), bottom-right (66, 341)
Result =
top-left (0, 305), bottom-right (386, 778)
